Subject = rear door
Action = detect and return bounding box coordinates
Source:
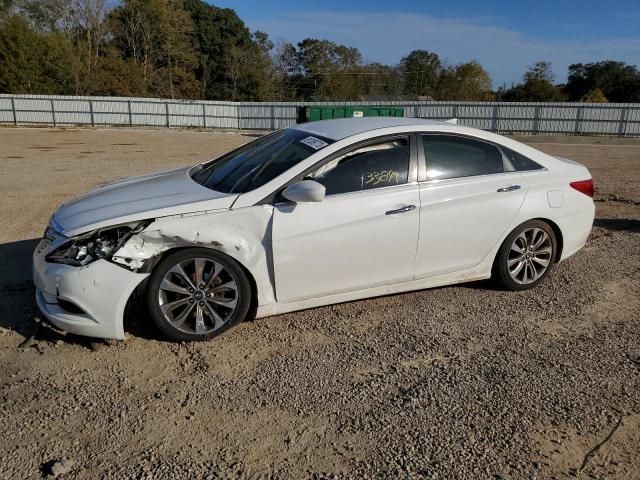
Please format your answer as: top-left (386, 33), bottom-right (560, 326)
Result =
top-left (272, 135), bottom-right (420, 303)
top-left (415, 134), bottom-right (527, 278)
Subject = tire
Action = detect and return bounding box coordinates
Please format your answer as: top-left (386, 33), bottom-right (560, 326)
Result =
top-left (146, 248), bottom-right (251, 341)
top-left (493, 220), bottom-right (557, 291)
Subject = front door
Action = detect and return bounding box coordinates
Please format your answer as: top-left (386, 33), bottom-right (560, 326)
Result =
top-left (272, 135), bottom-right (420, 303)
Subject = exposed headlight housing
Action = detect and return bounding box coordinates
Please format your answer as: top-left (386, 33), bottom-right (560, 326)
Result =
top-left (46, 220), bottom-right (151, 267)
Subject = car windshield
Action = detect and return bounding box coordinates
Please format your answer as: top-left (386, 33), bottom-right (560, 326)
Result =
top-left (192, 129), bottom-right (334, 194)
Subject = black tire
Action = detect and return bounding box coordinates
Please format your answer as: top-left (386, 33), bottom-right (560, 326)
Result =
top-left (493, 219), bottom-right (557, 291)
top-left (146, 248), bottom-right (251, 342)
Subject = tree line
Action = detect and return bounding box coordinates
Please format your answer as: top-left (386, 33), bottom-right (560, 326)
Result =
top-left (1, 0), bottom-right (640, 103)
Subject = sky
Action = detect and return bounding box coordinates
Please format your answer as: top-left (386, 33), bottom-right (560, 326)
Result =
top-left (211, 0), bottom-right (640, 88)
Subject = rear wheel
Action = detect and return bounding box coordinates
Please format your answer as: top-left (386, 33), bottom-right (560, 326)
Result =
top-left (146, 248), bottom-right (251, 341)
top-left (494, 220), bottom-right (557, 291)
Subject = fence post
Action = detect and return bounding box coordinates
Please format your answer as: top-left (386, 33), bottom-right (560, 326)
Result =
top-left (574, 106), bottom-right (583, 135)
top-left (533, 105), bottom-right (540, 134)
top-left (50, 99), bottom-right (56, 127)
top-left (492, 104), bottom-right (499, 133)
top-left (237, 104), bottom-right (242, 130)
top-left (617, 107), bottom-right (629, 137)
top-left (165, 101), bottom-right (170, 128)
top-left (10, 96), bottom-right (17, 125)
top-left (128, 100), bottom-right (133, 126)
top-left (202, 103), bottom-right (207, 129)
top-left (89, 100), bottom-right (95, 127)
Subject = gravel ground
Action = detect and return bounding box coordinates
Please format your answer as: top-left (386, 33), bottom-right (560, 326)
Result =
top-left (0, 128), bottom-right (638, 479)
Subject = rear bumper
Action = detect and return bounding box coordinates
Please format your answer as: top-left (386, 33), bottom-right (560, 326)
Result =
top-left (556, 202), bottom-right (595, 261)
top-left (33, 253), bottom-right (148, 340)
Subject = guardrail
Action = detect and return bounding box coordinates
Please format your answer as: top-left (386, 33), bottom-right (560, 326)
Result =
top-left (1, 94), bottom-right (639, 136)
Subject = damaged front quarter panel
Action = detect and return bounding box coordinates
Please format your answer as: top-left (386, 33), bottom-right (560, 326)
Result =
top-left (112, 205), bottom-right (276, 306)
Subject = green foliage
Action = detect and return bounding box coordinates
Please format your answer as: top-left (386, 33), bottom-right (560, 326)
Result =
top-left (437, 61), bottom-right (493, 101)
top-left (501, 61), bottom-right (565, 102)
top-left (524, 61), bottom-right (554, 83)
top-left (1, 2), bottom-right (639, 103)
top-left (0, 15), bottom-right (73, 94)
top-left (182, 0), bottom-right (252, 99)
top-left (0, 0), bottom-right (14, 18)
top-left (261, 38), bottom-right (366, 101)
top-left (109, 0), bottom-right (198, 98)
top-left (580, 88), bottom-right (608, 103)
top-left (566, 61), bottom-right (640, 102)
top-left (400, 50), bottom-right (441, 98)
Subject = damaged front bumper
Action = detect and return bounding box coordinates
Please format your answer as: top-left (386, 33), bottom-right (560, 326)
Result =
top-left (33, 250), bottom-right (149, 340)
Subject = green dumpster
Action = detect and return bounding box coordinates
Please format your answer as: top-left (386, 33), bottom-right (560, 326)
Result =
top-left (297, 106), bottom-right (405, 123)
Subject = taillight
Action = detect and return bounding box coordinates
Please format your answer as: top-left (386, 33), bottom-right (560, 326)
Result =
top-left (570, 179), bottom-right (594, 198)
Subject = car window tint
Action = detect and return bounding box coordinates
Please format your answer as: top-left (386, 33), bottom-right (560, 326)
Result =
top-left (503, 147), bottom-right (544, 171)
top-left (422, 135), bottom-right (503, 180)
top-left (307, 138), bottom-right (409, 195)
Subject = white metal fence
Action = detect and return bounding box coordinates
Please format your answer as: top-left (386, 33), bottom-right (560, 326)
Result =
top-left (1, 94), bottom-right (639, 136)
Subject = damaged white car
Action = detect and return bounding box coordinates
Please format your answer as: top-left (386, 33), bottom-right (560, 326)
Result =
top-left (33, 118), bottom-right (595, 341)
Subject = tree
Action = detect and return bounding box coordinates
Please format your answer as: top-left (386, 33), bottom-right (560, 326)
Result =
top-left (436, 61), bottom-right (493, 101)
top-left (272, 40), bottom-right (300, 100)
top-left (359, 63), bottom-right (403, 98)
top-left (501, 61), bottom-right (565, 102)
top-left (226, 44), bottom-right (251, 100)
top-left (565, 61), bottom-right (640, 102)
top-left (108, 0), bottom-right (198, 98)
top-left (524, 61), bottom-right (554, 83)
top-left (182, 0), bottom-right (252, 99)
top-left (0, 0), bottom-right (14, 17)
top-left (399, 50), bottom-right (441, 98)
top-left (295, 38), bottom-right (363, 100)
top-left (0, 14), bottom-right (74, 93)
top-left (580, 88), bottom-right (608, 103)
top-left (5, 1), bottom-right (639, 104)
top-left (66, 0), bottom-right (110, 94)
top-left (224, 31), bottom-right (279, 101)
top-left (12, 0), bottom-right (111, 94)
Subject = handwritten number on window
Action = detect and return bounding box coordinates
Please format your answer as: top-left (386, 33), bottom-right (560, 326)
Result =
top-left (364, 170), bottom-right (400, 186)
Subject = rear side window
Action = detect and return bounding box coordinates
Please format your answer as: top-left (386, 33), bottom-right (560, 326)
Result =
top-left (502, 147), bottom-right (544, 171)
top-left (307, 137), bottom-right (410, 195)
top-left (422, 135), bottom-right (503, 180)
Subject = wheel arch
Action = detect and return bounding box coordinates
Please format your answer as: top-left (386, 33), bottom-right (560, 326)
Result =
top-left (532, 217), bottom-right (564, 263)
top-left (147, 246), bottom-right (259, 315)
top-left (123, 245), bottom-right (260, 332)
top-left (492, 216), bottom-right (564, 274)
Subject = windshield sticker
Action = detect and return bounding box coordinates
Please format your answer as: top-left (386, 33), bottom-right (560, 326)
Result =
top-left (299, 136), bottom-right (329, 150)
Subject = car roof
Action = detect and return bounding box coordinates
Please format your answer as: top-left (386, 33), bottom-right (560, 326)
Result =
top-left (290, 117), bottom-right (453, 141)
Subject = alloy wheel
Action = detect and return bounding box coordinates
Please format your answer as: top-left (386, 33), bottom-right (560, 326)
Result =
top-left (507, 228), bottom-right (553, 285)
top-left (158, 257), bottom-right (239, 335)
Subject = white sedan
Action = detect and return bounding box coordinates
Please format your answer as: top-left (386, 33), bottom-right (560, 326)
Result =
top-left (33, 118), bottom-right (595, 341)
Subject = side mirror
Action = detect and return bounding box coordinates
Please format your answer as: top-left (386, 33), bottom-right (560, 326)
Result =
top-left (281, 180), bottom-right (326, 203)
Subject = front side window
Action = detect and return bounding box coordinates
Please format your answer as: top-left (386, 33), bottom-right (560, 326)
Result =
top-left (192, 129), bottom-right (334, 193)
top-left (422, 135), bottom-right (504, 181)
top-left (306, 137), bottom-right (410, 195)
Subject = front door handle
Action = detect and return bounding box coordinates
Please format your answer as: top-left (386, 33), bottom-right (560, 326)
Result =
top-left (385, 205), bottom-right (416, 215)
top-left (497, 185), bottom-right (521, 193)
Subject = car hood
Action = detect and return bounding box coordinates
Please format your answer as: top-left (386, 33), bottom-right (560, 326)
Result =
top-left (53, 166), bottom-right (237, 237)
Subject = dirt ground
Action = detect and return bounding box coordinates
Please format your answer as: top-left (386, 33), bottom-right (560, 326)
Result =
top-left (0, 127), bottom-right (638, 479)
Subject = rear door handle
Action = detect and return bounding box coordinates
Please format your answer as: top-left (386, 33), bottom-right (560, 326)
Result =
top-left (385, 205), bottom-right (416, 215)
top-left (497, 185), bottom-right (521, 193)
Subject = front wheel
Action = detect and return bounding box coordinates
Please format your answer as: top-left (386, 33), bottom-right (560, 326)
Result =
top-left (493, 220), bottom-right (557, 291)
top-left (146, 248), bottom-right (251, 341)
